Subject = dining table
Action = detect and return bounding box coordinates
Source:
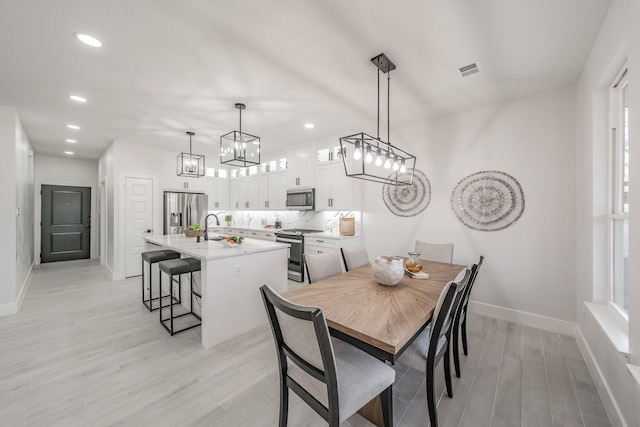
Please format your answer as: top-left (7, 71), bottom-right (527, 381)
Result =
top-left (282, 258), bottom-right (466, 426)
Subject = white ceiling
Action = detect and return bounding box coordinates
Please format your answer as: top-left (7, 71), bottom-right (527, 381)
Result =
top-left (0, 0), bottom-right (611, 161)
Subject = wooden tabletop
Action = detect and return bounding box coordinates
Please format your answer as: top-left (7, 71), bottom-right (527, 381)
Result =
top-left (283, 259), bottom-right (466, 363)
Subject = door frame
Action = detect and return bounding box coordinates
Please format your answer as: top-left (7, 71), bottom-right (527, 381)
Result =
top-left (115, 173), bottom-right (159, 280)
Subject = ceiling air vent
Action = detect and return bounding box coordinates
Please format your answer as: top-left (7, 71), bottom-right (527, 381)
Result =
top-left (459, 62), bottom-right (480, 78)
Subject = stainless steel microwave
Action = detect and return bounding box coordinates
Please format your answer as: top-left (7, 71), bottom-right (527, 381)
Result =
top-left (286, 188), bottom-right (315, 210)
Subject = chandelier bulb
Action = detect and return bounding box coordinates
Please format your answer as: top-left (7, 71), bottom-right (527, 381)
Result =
top-left (364, 145), bottom-right (373, 163)
top-left (353, 147), bottom-right (362, 160)
top-left (374, 148), bottom-right (383, 166)
top-left (399, 159), bottom-right (407, 173)
top-left (383, 158), bottom-right (391, 169)
top-left (392, 158), bottom-right (400, 171)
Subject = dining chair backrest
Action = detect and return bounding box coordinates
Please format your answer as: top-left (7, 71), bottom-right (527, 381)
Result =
top-left (431, 268), bottom-right (470, 344)
top-left (305, 251), bottom-right (343, 283)
top-left (260, 285), bottom-right (339, 420)
top-left (341, 245), bottom-right (370, 271)
top-left (459, 255), bottom-right (484, 316)
top-left (415, 240), bottom-right (454, 264)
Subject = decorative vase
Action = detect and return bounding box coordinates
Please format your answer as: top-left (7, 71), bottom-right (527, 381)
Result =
top-left (371, 256), bottom-right (404, 286)
top-left (405, 252), bottom-right (423, 273)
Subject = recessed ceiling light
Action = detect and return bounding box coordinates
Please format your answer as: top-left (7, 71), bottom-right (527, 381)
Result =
top-left (74, 33), bottom-right (102, 48)
top-left (65, 139), bottom-right (77, 143)
top-left (64, 151), bottom-right (75, 155)
top-left (68, 95), bottom-right (87, 103)
top-left (304, 123), bottom-right (314, 129)
top-left (67, 124), bottom-right (80, 130)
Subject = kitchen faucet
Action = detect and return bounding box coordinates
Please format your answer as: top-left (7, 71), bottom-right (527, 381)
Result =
top-left (203, 213), bottom-right (220, 241)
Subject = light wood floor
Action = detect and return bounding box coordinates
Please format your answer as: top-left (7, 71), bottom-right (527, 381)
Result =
top-left (0, 260), bottom-right (610, 426)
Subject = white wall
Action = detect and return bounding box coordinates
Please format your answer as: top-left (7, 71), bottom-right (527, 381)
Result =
top-left (575, 0), bottom-right (640, 425)
top-left (363, 86), bottom-right (577, 328)
top-left (0, 106), bottom-right (34, 316)
top-left (99, 143), bottom-right (115, 276)
top-left (34, 155), bottom-right (99, 264)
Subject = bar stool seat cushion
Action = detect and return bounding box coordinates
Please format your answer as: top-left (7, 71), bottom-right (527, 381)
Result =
top-left (142, 250), bottom-right (180, 263)
top-left (159, 258), bottom-right (201, 275)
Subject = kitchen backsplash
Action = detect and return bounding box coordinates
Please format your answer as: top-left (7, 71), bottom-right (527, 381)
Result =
top-left (206, 210), bottom-right (361, 234)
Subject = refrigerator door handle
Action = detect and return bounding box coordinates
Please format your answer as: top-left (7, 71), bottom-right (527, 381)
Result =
top-left (179, 212), bottom-right (183, 227)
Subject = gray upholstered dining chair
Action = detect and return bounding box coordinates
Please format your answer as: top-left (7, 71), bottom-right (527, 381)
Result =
top-left (415, 240), bottom-right (454, 264)
top-left (304, 251), bottom-right (343, 284)
top-left (397, 267), bottom-right (471, 427)
top-left (260, 285), bottom-right (395, 427)
top-left (452, 255), bottom-right (484, 378)
top-left (341, 245), bottom-right (370, 271)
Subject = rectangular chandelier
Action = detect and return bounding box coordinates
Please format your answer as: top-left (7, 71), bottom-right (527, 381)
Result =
top-left (177, 131), bottom-right (205, 177)
top-left (220, 130), bottom-right (260, 167)
top-left (220, 103), bottom-right (261, 167)
top-left (339, 53), bottom-right (416, 186)
top-left (340, 133), bottom-right (416, 185)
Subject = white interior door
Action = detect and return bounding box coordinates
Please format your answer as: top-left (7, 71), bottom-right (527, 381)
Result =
top-left (125, 177), bottom-right (154, 278)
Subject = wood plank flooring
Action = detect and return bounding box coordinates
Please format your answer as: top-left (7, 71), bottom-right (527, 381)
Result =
top-left (0, 260), bottom-right (610, 426)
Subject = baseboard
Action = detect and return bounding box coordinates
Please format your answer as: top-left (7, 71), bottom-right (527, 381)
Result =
top-left (467, 300), bottom-right (577, 336)
top-left (105, 264), bottom-right (115, 281)
top-left (575, 327), bottom-right (627, 427)
top-left (0, 262), bottom-right (34, 317)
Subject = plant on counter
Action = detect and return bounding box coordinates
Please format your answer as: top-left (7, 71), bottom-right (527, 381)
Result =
top-left (226, 235), bottom-right (244, 245)
top-left (188, 223), bottom-right (201, 230)
top-left (224, 215), bottom-right (233, 226)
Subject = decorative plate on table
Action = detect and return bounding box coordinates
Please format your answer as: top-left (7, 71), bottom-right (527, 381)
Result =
top-left (450, 170), bottom-right (525, 231)
top-left (382, 168), bottom-right (431, 217)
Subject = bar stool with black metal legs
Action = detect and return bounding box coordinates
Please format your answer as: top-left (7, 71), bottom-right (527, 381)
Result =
top-left (158, 257), bottom-right (202, 335)
top-left (141, 249), bottom-right (181, 311)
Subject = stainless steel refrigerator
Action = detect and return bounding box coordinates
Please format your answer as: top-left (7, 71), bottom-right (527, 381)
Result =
top-left (163, 191), bottom-right (208, 235)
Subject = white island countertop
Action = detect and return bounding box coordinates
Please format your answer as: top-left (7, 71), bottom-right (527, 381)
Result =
top-left (144, 234), bottom-right (289, 260)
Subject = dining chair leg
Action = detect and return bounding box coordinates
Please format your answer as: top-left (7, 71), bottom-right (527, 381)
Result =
top-left (426, 361), bottom-right (438, 427)
top-left (461, 315), bottom-right (468, 355)
top-left (444, 345), bottom-right (453, 398)
top-left (453, 325), bottom-right (462, 378)
top-left (278, 382), bottom-right (288, 427)
top-left (380, 385), bottom-right (393, 427)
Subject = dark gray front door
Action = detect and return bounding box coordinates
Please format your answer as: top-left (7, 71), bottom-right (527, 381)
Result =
top-left (41, 185), bottom-right (91, 263)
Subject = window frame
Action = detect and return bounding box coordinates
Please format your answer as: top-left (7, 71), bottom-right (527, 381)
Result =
top-left (607, 66), bottom-right (629, 320)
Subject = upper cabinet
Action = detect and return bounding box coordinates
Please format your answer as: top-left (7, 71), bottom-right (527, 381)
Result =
top-left (315, 160), bottom-right (351, 211)
top-left (287, 147), bottom-right (314, 188)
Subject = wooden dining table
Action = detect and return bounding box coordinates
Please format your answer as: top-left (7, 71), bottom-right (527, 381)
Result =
top-left (282, 258), bottom-right (466, 426)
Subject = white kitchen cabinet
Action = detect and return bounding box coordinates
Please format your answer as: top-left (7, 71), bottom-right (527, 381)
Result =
top-left (205, 177), bottom-right (229, 210)
top-left (315, 162), bottom-right (350, 210)
top-left (238, 177), bottom-right (248, 209)
top-left (229, 179), bottom-right (240, 209)
top-left (287, 148), bottom-right (314, 188)
top-left (258, 171), bottom-right (287, 209)
top-left (247, 176), bottom-right (260, 209)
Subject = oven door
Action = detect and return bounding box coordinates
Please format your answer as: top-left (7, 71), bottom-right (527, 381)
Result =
top-left (276, 236), bottom-right (304, 282)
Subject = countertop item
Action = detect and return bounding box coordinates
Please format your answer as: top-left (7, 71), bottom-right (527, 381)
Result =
top-left (144, 234), bottom-right (289, 260)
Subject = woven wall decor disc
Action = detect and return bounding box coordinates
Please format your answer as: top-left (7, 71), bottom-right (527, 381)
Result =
top-left (382, 168), bottom-right (431, 217)
top-left (450, 170), bottom-right (524, 231)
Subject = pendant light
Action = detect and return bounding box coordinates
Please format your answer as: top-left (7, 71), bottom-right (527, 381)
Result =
top-left (339, 53), bottom-right (416, 185)
top-left (177, 131), bottom-right (205, 177)
top-left (220, 103), bottom-right (261, 167)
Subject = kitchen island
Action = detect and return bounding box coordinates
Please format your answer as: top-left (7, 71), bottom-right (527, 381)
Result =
top-left (143, 234), bottom-right (289, 348)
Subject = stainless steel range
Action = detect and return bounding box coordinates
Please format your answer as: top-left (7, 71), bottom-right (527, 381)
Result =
top-left (275, 229), bottom-right (322, 282)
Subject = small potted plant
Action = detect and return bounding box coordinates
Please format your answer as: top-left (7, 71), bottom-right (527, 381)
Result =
top-left (224, 214), bottom-right (233, 226)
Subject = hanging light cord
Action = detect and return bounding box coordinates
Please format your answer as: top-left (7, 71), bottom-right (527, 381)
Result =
top-left (377, 68), bottom-right (380, 141)
top-left (387, 72), bottom-right (391, 145)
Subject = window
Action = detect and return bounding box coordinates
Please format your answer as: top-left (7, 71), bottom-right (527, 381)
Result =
top-left (609, 68), bottom-right (629, 316)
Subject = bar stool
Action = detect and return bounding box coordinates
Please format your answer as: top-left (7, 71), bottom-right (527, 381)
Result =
top-left (141, 249), bottom-right (181, 311)
top-left (158, 257), bottom-right (202, 335)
